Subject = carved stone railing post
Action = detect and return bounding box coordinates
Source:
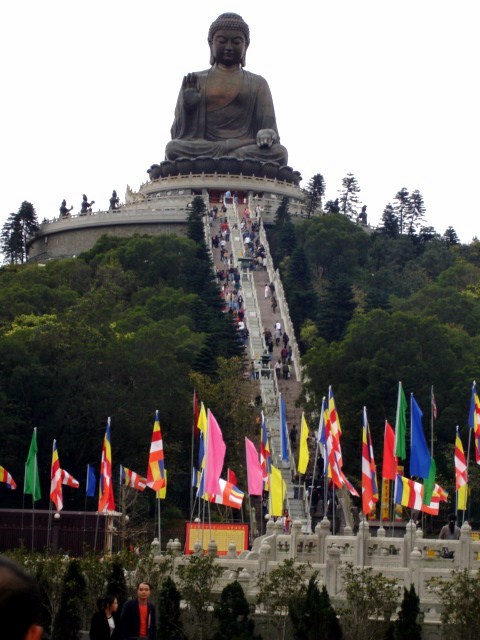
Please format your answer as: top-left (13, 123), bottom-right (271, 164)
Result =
top-left (408, 547), bottom-right (422, 596)
top-left (403, 520), bottom-right (417, 566)
top-left (326, 545), bottom-right (341, 595)
top-left (355, 518), bottom-right (370, 567)
top-left (291, 519), bottom-right (302, 559)
top-left (316, 517), bottom-right (331, 564)
top-left (456, 521), bottom-right (472, 568)
top-left (259, 540), bottom-right (271, 575)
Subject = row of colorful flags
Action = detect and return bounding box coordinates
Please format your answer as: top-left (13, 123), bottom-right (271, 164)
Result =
top-left (0, 411), bottom-right (168, 514)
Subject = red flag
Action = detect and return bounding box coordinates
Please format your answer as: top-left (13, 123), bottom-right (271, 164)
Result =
top-left (204, 410), bottom-right (226, 496)
top-left (382, 421), bottom-right (397, 480)
top-left (227, 468), bottom-right (237, 486)
top-left (193, 389), bottom-right (200, 435)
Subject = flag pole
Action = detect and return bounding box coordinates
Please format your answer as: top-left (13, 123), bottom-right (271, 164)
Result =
top-left (157, 495), bottom-right (162, 552)
top-left (83, 466), bottom-right (88, 548)
top-left (21, 463), bottom-right (26, 541)
top-left (430, 385), bottom-right (435, 457)
top-left (190, 391), bottom-right (197, 521)
top-left (31, 429), bottom-right (38, 552)
top-left (465, 426), bottom-right (473, 525)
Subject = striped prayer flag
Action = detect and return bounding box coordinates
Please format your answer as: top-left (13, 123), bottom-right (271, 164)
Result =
top-left (260, 412), bottom-right (271, 488)
top-left (361, 408), bottom-right (379, 515)
top-left (209, 478), bottom-right (244, 509)
top-left (0, 465), bottom-right (17, 490)
top-left (121, 465), bottom-right (147, 491)
top-left (50, 440), bottom-right (63, 512)
top-left (394, 474), bottom-right (447, 515)
top-left (61, 469), bottom-right (79, 489)
top-left (468, 382), bottom-right (480, 464)
top-left (146, 410), bottom-right (166, 491)
top-left (98, 418), bottom-right (115, 513)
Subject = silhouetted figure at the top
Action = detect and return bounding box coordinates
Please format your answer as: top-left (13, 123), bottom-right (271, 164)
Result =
top-left (80, 194), bottom-right (95, 215)
top-left (59, 199), bottom-right (73, 218)
top-left (357, 205), bottom-right (367, 225)
top-left (165, 12), bottom-right (288, 165)
top-left (109, 190), bottom-right (119, 210)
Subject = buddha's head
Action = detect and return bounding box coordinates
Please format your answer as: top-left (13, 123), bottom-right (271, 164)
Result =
top-left (208, 13), bottom-right (250, 67)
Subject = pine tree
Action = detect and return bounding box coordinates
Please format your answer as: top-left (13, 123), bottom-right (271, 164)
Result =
top-left (106, 560), bottom-right (127, 611)
top-left (404, 190), bottom-right (426, 236)
top-left (394, 188), bottom-right (409, 235)
top-left (443, 226), bottom-right (460, 246)
top-left (316, 274), bottom-right (356, 342)
top-left (285, 245), bottom-right (318, 333)
top-left (304, 173), bottom-right (326, 217)
top-left (290, 577), bottom-right (342, 640)
top-left (158, 576), bottom-right (185, 640)
top-left (379, 204), bottom-right (399, 238)
top-left (214, 580), bottom-right (261, 640)
top-left (52, 559), bottom-right (87, 640)
top-left (394, 585), bottom-right (422, 640)
top-left (271, 197), bottom-right (296, 264)
top-left (339, 174), bottom-right (361, 219)
top-left (1, 211), bottom-right (24, 263)
top-left (324, 199), bottom-right (340, 214)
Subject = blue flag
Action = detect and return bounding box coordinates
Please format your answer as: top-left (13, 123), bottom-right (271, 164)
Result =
top-left (280, 394), bottom-right (289, 462)
top-left (410, 395), bottom-right (431, 478)
top-left (86, 464), bottom-right (96, 497)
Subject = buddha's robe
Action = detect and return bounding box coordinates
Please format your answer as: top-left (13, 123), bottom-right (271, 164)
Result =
top-left (165, 68), bottom-right (288, 165)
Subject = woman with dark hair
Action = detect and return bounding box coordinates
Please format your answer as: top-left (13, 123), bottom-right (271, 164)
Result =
top-left (89, 594), bottom-right (119, 639)
top-left (439, 514), bottom-right (461, 540)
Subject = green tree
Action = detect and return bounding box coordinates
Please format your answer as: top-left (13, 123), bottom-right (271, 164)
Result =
top-left (1, 212), bottom-right (23, 263)
top-left (443, 226), bottom-right (460, 246)
top-left (394, 585), bottom-right (422, 640)
top-left (304, 173), bottom-right (326, 217)
top-left (379, 204), bottom-right (399, 238)
top-left (394, 188), bottom-right (409, 235)
top-left (283, 245), bottom-right (318, 334)
top-left (316, 274), bottom-right (356, 342)
top-left (339, 564), bottom-right (399, 640)
top-left (339, 174), bottom-right (361, 219)
top-left (52, 559), bottom-right (87, 640)
top-left (324, 199), bottom-right (340, 214)
top-left (177, 555), bottom-right (223, 640)
top-left (106, 560), bottom-right (128, 611)
top-left (270, 197), bottom-right (296, 264)
top-left (157, 576), bottom-right (185, 640)
top-left (437, 568), bottom-right (480, 640)
top-left (214, 580), bottom-right (261, 640)
top-left (405, 190), bottom-right (426, 236)
top-left (257, 559), bottom-right (307, 640)
top-left (289, 575), bottom-right (342, 640)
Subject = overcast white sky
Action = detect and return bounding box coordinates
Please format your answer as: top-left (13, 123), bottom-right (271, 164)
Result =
top-left (1, 1), bottom-right (478, 243)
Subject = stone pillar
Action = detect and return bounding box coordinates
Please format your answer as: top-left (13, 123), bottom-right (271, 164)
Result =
top-left (172, 538), bottom-right (182, 557)
top-left (226, 542), bottom-right (237, 559)
top-left (315, 517), bottom-right (331, 564)
top-left (403, 520), bottom-right (417, 567)
top-left (326, 545), bottom-right (341, 596)
top-left (207, 539), bottom-right (218, 557)
top-left (259, 540), bottom-right (271, 575)
top-left (408, 546), bottom-right (422, 595)
top-left (456, 520), bottom-right (472, 568)
top-left (290, 520), bottom-right (302, 559)
top-left (355, 518), bottom-right (370, 566)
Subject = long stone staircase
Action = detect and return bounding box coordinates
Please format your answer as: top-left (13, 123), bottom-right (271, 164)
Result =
top-left (209, 200), bottom-right (309, 528)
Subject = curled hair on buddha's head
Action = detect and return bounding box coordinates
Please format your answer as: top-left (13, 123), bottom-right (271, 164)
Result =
top-left (208, 12), bottom-right (250, 67)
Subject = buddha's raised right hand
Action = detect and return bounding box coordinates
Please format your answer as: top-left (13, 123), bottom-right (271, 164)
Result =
top-left (182, 73), bottom-right (201, 110)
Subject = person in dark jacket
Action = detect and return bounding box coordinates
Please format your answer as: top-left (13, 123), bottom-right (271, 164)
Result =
top-left (120, 582), bottom-right (156, 640)
top-left (90, 594), bottom-right (119, 639)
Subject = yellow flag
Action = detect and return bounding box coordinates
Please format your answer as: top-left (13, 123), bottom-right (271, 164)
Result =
top-left (298, 413), bottom-right (310, 474)
top-left (457, 484), bottom-right (468, 510)
top-left (198, 403), bottom-right (207, 435)
top-left (156, 470), bottom-right (167, 499)
top-left (270, 465), bottom-right (286, 516)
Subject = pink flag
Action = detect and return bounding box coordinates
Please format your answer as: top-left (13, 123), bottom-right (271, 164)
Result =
top-left (204, 410), bottom-right (226, 496)
top-left (245, 437), bottom-right (264, 496)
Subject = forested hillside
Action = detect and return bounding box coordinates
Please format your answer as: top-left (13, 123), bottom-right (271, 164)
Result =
top-left (268, 203), bottom-right (480, 510)
top-left (0, 204), bottom-right (256, 518)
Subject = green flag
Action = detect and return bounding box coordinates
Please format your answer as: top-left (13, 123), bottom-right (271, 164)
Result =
top-left (423, 458), bottom-right (436, 505)
top-left (394, 382), bottom-right (407, 459)
top-left (24, 428), bottom-right (41, 501)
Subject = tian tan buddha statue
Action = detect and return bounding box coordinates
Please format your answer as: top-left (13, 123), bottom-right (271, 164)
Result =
top-left (159, 12), bottom-right (289, 176)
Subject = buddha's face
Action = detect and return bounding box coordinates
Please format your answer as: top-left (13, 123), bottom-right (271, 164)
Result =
top-left (210, 29), bottom-right (247, 67)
